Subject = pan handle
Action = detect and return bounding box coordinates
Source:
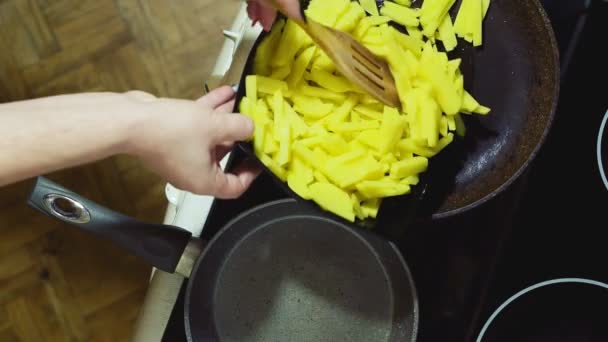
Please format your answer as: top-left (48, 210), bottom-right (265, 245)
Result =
top-left (27, 176), bottom-right (194, 275)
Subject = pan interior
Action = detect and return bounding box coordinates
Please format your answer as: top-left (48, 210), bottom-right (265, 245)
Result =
top-left (420, 0), bottom-right (559, 217)
top-left (213, 216), bottom-right (396, 342)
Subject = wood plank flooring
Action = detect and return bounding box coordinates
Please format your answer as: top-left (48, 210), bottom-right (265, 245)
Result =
top-left (0, 0), bottom-right (241, 340)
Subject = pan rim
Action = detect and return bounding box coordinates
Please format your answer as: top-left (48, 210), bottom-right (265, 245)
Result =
top-left (183, 198), bottom-right (297, 342)
top-left (387, 239), bottom-right (420, 341)
top-left (183, 199), bottom-right (419, 342)
top-left (431, 0), bottom-right (561, 220)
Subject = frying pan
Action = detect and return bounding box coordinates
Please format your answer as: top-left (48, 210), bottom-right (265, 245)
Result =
top-left (27, 176), bottom-right (419, 342)
top-left (233, 0), bottom-right (560, 222)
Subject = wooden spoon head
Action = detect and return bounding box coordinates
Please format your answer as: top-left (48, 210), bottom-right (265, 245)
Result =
top-left (305, 19), bottom-right (401, 109)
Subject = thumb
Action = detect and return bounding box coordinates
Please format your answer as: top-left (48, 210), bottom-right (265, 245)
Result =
top-left (212, 161), bottom-right (261, 199)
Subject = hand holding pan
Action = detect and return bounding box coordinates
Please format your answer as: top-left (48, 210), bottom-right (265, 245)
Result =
top-left (233, 0), bottom-right (560, 226)
top-left (28, 176), bottom-right (419, 342)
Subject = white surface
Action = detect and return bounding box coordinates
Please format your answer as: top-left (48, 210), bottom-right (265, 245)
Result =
top-left (207, 3), bottom-right (262, 90)
top-left (131, 3), bottom-right (262, 341)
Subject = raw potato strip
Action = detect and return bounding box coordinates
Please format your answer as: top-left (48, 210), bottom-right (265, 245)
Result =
top-left (287, 46), bottom-right (316, 89)
top-left (272, 20), bottom-right (310, 67)
top-left (354, 16), bottom-right (392, 39)
top-left (336, 2), bottom-right (367, 33)
top-left (454, 0), bottom-right (488, 46)
top-left (419, 0), bottom-right (456, 38)
top-left (359, 0), bottom-right (379, 16)
top-left (380, 1), bottom-right (420, 27)
top-left (254, 19), bottom-right (285, 76)
top-left (436, 14), bottom-right (457, 52)
top-left (471, 0), bottom-right (483, 46)
top-left (306, 0), bottom-right (351, 27)
top-left (306, 69), bottom-right (357, 93)
top-left (483, 0), bottom-right (490, 18)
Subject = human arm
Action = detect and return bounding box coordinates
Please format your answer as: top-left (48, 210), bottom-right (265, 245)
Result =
top-left (0, 86), bottom-right (258, 199)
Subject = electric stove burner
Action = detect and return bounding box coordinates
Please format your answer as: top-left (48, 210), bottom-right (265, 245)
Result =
top-left (598, 110), bottom-right (608, 192)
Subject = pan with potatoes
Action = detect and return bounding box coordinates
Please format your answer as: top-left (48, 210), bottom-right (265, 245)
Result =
top-left (233, 0), bottom-right (559, 224)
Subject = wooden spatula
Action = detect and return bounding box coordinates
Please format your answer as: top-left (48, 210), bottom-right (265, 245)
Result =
top-left (290, 16), bottom-right (401, 108)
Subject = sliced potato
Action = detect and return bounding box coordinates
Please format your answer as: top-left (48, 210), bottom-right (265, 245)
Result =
top-left (309, 182), bottom-right (355, 221)
top-left (380, 1), bottom-right (419, 27)
top-left (359, 0), bottom-right (379, 16)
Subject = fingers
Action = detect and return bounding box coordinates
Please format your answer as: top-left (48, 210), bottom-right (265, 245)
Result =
top-left (247, 0), bottom-right (275, 31)
top-left (257, 6), bottom-right (278, 31)
top-left (215, 142), bottom-right (234, 162)
top-left (247, 0), bottom-right (262, 26)
top-left (213, 114), bottom-right (254, 143)
top-left (197, 86), bottom-right (236, 109)
top-left (213, 160), bottom-right (262, 199)
top-left (215, 99), bottom-right (236, 114)
top-left (273, 0), bottom-right (302, 20)
top-left (247, 0), bottom-right (301, 31)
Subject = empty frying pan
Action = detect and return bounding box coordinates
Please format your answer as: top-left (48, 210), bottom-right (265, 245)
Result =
top-left (233, 0), bottom-right (560, 221)
top-left (28, 177), bottom-right (419, 342)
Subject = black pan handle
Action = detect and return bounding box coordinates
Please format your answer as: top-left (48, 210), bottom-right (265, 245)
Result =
top-left (27, 176), bottom-right (193, 274)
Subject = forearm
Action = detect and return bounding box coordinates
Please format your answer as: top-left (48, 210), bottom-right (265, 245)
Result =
top-left (0, 92), bottom-right (144, 186)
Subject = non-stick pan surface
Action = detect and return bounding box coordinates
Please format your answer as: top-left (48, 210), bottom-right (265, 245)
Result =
top-left (185, 199), bottom-right (418, 342)
top-left (233, 0), bottom-right (560, 221)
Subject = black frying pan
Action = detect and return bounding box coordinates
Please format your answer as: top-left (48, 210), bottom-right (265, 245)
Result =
top-left (233, 0), bottom-right (560, 222)
top-left (27, 177), bottom-right (419, 342)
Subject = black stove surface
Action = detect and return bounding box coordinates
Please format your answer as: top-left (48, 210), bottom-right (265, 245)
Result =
top-left (470, 0), bottom-right (608, 339)
top-left (161, 1), bottom-right (599, 341)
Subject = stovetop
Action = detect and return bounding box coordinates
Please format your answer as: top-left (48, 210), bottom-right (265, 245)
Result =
top-left (470, 0), bottom-right (608, 338)
top-left (162, 1), bottom-right (604, 341)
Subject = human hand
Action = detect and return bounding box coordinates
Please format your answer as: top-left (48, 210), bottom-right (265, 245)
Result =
top-left (125, 87), bottom-right (260, 199)
top-left (246, 0), bottom-right (303, 31)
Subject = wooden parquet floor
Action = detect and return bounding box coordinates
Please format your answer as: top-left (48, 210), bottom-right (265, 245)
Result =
top-left (0, 0), bottom-right (241, 340)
